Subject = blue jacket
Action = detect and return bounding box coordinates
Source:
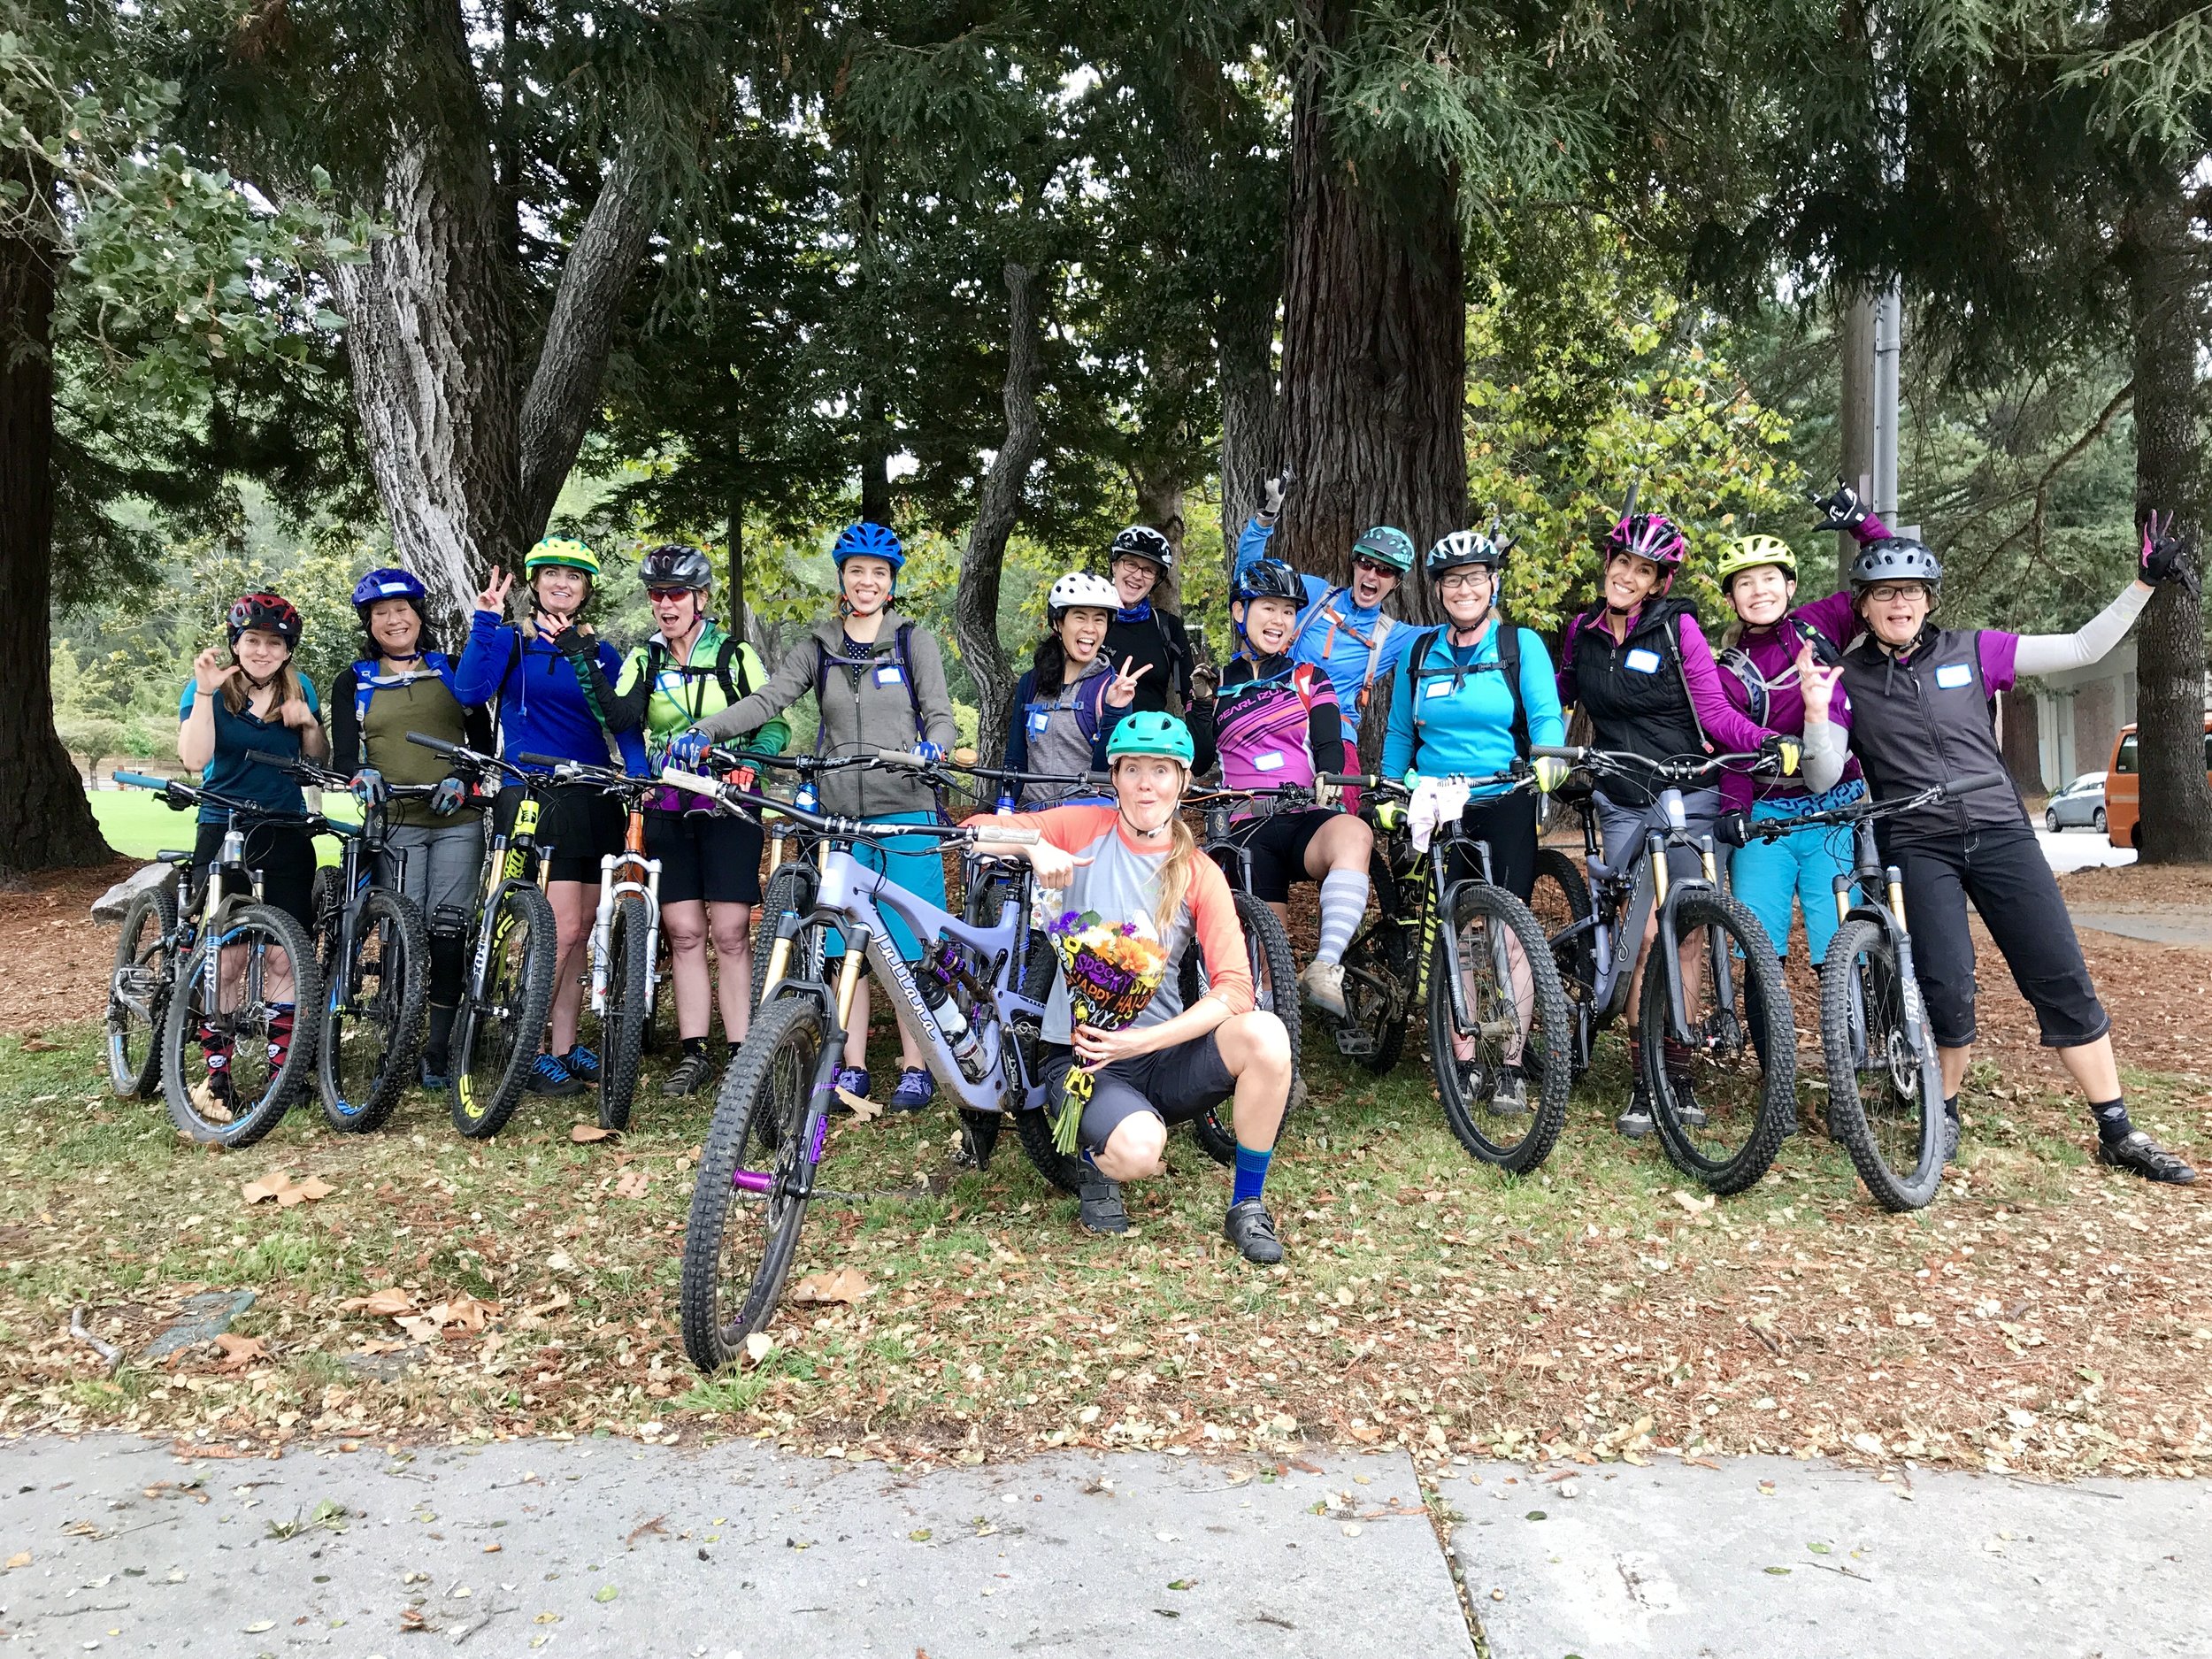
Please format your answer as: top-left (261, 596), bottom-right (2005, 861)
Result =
top-left (1233, 517), bottom-right (1417, 738)
top-left (454, 611), bottom-right (649, 776)
top-left (1381, 620), bottom-right (1565, 793)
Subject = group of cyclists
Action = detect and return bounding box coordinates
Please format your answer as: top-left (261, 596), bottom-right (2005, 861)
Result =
top-left (165, 472), bottom-right (2197, 1268)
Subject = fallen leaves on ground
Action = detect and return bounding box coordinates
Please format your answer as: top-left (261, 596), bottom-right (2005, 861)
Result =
top-left (571, 1125), bottom-right (616, 1144)
top-left (339, 1288), bottom-right (413, 1317)
top-left (791, 1269), bottom-right (872, 1305)
top-left (241, 1171), bottom-right (333, 1207)
top-left (613, 1168), bottom-right (650, 1200)
top-left (211, 1333), bottom-right (268, 1370)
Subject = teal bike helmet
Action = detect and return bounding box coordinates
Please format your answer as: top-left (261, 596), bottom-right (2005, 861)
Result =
top-left (1351, 526), bottom-right (1417, 574)
top-left (1105, 710), bottom-right (1195, 766)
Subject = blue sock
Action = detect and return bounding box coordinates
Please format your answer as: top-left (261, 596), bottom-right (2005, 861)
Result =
top-left (1232, 1144), bottom-right (1272, 1206)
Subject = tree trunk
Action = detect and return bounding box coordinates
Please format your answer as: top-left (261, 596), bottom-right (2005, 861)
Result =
top-left (1217, 276), bottom-right (1281, 580)
top-left (1135, 467), bottom-right (1186, 555)
top-left (1278, 1), bottom-right (1466, 625)
top-left (2120, 172), bottom-right (2212, 864)
top-left (951, 263), bottom-right (1042, 761)
top-left (726, 494), bottom-right (748, 644)
top-left (0, 156), bottom-right (112, 874)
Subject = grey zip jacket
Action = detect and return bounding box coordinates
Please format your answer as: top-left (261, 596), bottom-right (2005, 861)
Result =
top-left (695, 616), bottom-right (958, 818)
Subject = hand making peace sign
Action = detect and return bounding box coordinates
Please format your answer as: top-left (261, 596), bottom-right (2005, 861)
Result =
top-left (1104, 657), bottom-right (1152, 710)
top-left (475, 568), bottom-right (515, 616)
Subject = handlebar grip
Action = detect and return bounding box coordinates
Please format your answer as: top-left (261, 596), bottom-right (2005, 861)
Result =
top-left (515, 752), bottom-right (566, 770)
top-left (873, 748), bottom-right (925, 768)
top-left (1946, 772), bottom-right (2013, 798)
top-left (113, 772), bottom-right (171, 793)
top-left (1530, 745), bottom-right (1583, 762)
top-left (405, 731), bottom-right (460, 757)
top-left (245, 749), bottom-right (299, 770)
top-left (660, 769), bottom-right (722, 800)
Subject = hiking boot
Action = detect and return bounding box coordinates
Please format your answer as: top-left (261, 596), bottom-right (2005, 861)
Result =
top-left (1666, 1082), bottom-right (1708, 1131)
top-left (1077, 1165), bottom-right (1128, 1234)
top-left (1616, 1078), bottom-right (1655, 1140)
top-left (2096, 1130), bottom-right (2197, 1185)
top-left (526, 1051), bottom-right (582, 1096)
top-left (1299, 959), bottom-right (1348, 1019)
top-left (562, 1043), bottom-right (601, 1084)
top-left (660, 1048), bottom-right (720, 1098)
top-left (1942, 1108), bottom-right (1962, 1164)
top-left (1224, 1197), bottom-right (1285, 1264)
top-left (832, 1066), bottom-right (872, 1111)
top-left (1490, 1065), bottom-right (1530, 1116)
top-left (886, 1067), bottom-right (936, 1114)
top-left (420, 1002), bottom-right (457, 1090)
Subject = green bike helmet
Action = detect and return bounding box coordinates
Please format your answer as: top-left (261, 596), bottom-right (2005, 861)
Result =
top-left (1351, 526), bottom-right (1417, 574)
top-left (525, 536), bottom-right (601, 579)
top-left (1714, 534), bottom-right (1797, 595)
top-left (1105, 710), bottom-right (1195, 766)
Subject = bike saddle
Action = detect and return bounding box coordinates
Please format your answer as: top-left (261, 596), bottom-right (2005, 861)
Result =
top-left (156, 848), bottom-right (196, 866)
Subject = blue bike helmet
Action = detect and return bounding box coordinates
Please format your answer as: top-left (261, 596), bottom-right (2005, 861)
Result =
top-left (351, 566), bottom-right (428, 620)
top-left (832, 521), bottom-right (905, 572)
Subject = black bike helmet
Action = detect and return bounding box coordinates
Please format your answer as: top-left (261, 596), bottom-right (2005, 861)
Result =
top-left (639, 543), bottom-right (713, 592)
top-left (1109, 525), bottom-right (1175, 573)
top-left (1848, 537), bottom-right (1942, 595)
top-left (1233, 557), bottom-right (1305, 605)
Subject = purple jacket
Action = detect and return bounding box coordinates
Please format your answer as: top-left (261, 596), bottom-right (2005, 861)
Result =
top-left (1717, 590), bottom-right (1863, 813)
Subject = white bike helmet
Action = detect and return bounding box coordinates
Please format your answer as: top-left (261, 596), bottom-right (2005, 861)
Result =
top-left (1047, 571), bottom-right (1120, 618)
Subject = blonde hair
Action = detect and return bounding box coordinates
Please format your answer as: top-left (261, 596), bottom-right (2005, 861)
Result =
top-left (219, 657), bottom-right (306, 716)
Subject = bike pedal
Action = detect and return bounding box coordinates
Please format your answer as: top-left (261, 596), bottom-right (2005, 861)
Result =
top-left (1333, 1028), bottom-right (1375, 1056)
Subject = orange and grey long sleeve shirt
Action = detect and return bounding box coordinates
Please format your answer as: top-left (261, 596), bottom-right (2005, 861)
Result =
top-left (964, 803), bottom-right (1255, 1044)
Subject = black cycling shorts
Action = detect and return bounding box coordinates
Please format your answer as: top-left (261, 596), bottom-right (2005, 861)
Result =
top-left (1442, 792), bottom-right (1540, 902)
top-left (191, 818), bottom-right (318, 934)
top-left (1232, 809), bottom-right (1333, 903)
top-left (1041, 1033), bottom-right (1236, 1155)
top-left (646, 808), bottom-right (764, 907)
top-left (493, 780), bottom-right (625, 887)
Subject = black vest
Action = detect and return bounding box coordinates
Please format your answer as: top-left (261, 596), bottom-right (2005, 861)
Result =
top-left (1838, 626), bottom-right (2025, 842)
top-left (1569, 597), bottom-right (1707, 783)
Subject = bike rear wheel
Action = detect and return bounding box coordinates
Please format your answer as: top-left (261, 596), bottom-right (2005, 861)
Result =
top-left (1193, 889), bottom-right (1302, 1167)
top-left (1639, 889), bottom-right (1795, 1194)
top-left (450, 880), bottom-right (557, 1140)
top-left (107, 886), bottom-right (178, 1098)
top-left (319, 888), bottom-right (429, 1133)
top-left (1821, 916), bottom-right (1944, 1210)
top-left (1430, 881), bottom-right (1572, 1171)
top-left (1527, 847), bottom-right (1594, 1082)
top-left (159, 902), bottom-right (320, 1148)
top-left (680, 995), bottom-right (826, 1369)
top-left (751, 862), bottom-right (823, 1016)
top-left (595, 894), bottom-right (654, 1132)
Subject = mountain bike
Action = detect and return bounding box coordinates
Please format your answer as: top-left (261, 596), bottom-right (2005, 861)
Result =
top-left (403, 733), bottom-right (559, 1140)
top-left (1724, 771), bottom-right (2009, 1210)
top-left (1527, 746), bottom-right (1797, 1194)
top-left (741, 750), bottom-right (897, 1022)
top-left (107, 772), bottom-right (323, 1147)
top-left (517, 755), bottom-right (661, 1133)
top-left (664, 759), bottom-right (1054, 1367)
top-left (1325, 771), bottom-right (1574, 1171)
top-left (252, 752), bottom-right (434, 1134)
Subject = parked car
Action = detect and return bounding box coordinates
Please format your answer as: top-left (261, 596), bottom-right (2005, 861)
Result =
top-left (2043, 772), bottom-right (2108, 833)
top-left (2104, 718), bottom-right (2212, 848)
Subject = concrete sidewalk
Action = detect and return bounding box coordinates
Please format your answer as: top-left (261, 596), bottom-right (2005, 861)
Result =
top-left (0, 1435), bottom-right (1473, 1657)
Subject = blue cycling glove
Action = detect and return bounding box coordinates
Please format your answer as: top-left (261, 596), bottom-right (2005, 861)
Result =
top-left (349, 768), bottom-right (388, 807)
top-left (915, 741), bottom-right (947, 764)
top-left (430, 775), bottom-right (467, 817)
top-left (665, 730), bottom-right (712, 770)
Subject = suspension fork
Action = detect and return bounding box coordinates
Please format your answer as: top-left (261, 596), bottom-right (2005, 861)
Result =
top-left (1652, 836), bottom-right (1737, 1047)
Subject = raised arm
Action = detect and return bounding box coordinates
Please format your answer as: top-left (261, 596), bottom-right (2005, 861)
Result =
top-left (695, 636), bottom-right (815, 743)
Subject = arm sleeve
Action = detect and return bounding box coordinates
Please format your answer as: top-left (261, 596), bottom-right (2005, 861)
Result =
top-left (1002, 671), bottom-right (1033, 772)
top-left (1553, 615), bottom-right (1581, 710)
top-left (1381, 650), bottom-right (1417, 779)
top-left (1517, 629), bottom-right (1567, 749)
top-left (1678, 615), bottom-right (1775, 753)
top-left (1306, 684), bottom-right (1343, 769)
top-left (329, 666), bottom-right (362, 775)
top-left (738, 645), bottom-right (791, 757)
top-left (908, 627), bottom-right (960, 749)
top-left (1802, 715), bottom-right (1851, 792)
top-left (1232, 516), bottom-right (1274, 580)
top-left (1185, 856), bottom-right (1256, 1017)
top-left (606, 647), bottom-right (651, 733)
top-left (695, 636), bottom-right (815, 742)
top-left (1854, 511), bottom-right (1893, 542)
top-left (453, 612), bottom-right (512, 707)
top-left (2009, 582), bottom-right (2151, 680)
top-left (1186, 692), bottom-right (1219, 779)
top-left (579, 640), bottom-right (639, 735)
top-left (1796, 590), bottom-right (1858, 647)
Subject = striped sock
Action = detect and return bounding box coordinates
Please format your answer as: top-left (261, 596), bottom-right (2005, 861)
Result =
top-left (1232, 1143), bottom-right (1272, 1206)
top-left (1315, 870), bottom-right (1369, 966)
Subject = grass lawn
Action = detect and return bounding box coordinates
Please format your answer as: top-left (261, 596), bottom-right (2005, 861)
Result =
top-left (89, 787), bottom-right (349, 864)
top-left (2, 1003), bottom-right (2207, 1478)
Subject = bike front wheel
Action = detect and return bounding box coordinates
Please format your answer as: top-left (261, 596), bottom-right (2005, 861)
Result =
top-left (107, 886), bottom-right (178, 1099)
top-left (450, 880), bottom-right (557, 1140)
top-left (680, 995), bottom-right (827, 1370)
top-left (319, 888), bottom-right (429, 1133)
top-left (159, 902), bottom-right (321, 1148)
top-left (1429, 881), bottom-right (1572, 1172)
top-left (1192, 889), bottom-right (1302, 1167)
top-left (595, 894), bottom-right (654, 1132)
top-left (1639, 889), bottom-right (1795, 1194)
top-left (1527, 847), bottom-right (1595, 1082)
top-left (1821, 916), bottom-right (1945, 1210)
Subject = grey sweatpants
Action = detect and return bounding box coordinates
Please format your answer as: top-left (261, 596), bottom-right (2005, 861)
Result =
top-left (379, 819), bottom-right (486, 935)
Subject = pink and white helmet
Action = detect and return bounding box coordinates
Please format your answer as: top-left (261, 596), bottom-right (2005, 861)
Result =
top-left (1603, 511), bottom-right (1688, 572)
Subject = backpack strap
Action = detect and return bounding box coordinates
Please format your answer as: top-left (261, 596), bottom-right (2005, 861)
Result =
top-left (1405, 623), bottom-right (1531, 760)
top-left (896, 621), bottom-right (926, 740)
top-left (1497, 622), bottom-right (1530, 762)
top-left (1662, 610), bottom-right (1715, 754)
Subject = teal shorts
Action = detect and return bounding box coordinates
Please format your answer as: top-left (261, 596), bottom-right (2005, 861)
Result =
top-left (826, 810), bottom-right (947, 963)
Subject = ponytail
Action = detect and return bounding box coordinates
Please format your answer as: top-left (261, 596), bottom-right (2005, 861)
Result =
top-left (1032, 634), bottom-right (1070, 700)
top-left (1151, 782), bottom-right (1200, 937)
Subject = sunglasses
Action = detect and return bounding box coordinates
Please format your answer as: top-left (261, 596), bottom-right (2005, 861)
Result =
top-left (1351, 557), bottom-right (1399, 579)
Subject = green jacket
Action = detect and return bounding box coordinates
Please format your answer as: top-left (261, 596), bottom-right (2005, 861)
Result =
top-left (613, 620), bottom-right (789, 761)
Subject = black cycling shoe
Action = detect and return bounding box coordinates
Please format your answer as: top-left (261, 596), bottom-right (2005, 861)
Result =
top-left (1224, 1198), bottom-right (1284, 1265)
top-left (660, 1049), bottom-right (719, 1098)
top-left (1942, 1109), bottom-right (1962, 1164)
top-left (1078, 1166), bottom-right (1128, 1233)
top-left (1616, 1079), bottom-right (1655, 1140)
top-left (2097, 1130), bottom-right (2197, 1185)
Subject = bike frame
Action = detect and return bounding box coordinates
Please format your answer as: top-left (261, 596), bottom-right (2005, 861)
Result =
top-left (589, 794), bottom-right (663, 1018)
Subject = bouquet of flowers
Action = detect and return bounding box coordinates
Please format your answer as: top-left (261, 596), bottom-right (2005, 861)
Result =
top-left (1046, 907), bottom-right (1169, 1153)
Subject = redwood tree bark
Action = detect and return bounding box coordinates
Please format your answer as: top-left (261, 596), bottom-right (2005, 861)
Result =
top-left (1278, 1), bottom-right (1466, 624)
top-left (0, 155), bottom-right (111, 874)
top-left (951, 263), bottom-right (1042, 760)
top-left (2119, 173), bottom-right (2212, 864)
top-left (1217, 276), bottom-right (1281, 580)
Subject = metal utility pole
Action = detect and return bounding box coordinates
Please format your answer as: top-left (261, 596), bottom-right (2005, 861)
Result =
top-left (1871, 284), bottom-right (1902, 517)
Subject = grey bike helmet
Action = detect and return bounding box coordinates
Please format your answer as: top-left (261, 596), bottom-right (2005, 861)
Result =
top-left (1848, 537), bottom-right (1942, 596)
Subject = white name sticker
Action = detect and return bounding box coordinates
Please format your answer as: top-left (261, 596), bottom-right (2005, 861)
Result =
top-left (874, 664), bottom-right (905, 687)
top-left (1424, 679), bottom-right (1453, 699)
top-left (1625, 648), bottom-right (1662, 673)
top-left (1026, 710), bottom-right (1051, 734)
top-left (1253, 750), bottom-right (1285, 772)
top-left (1934, 663), bottom-right (1972, 690)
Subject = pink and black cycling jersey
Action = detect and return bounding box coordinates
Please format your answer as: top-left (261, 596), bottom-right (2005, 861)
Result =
top-left (1188, 656), bottom-right (1343, 801)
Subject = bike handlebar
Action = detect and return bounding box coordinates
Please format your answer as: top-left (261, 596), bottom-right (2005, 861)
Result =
top-left (1720, 771), bottom-right (2015, 846)
top-left (113, 771), bottom-right (173, 795)
top-left (657, 768), bottom-right (1041, 846)
top-left (1532, 744), bottom-right (1773, 783)
top-left (405, 731), bottom-right (532, 785)
top-left (244, 750), bottom-right (439, 796)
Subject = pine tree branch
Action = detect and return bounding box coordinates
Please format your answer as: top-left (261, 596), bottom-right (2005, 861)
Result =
top-left (1944, 378), bottom-right (2134, 593)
